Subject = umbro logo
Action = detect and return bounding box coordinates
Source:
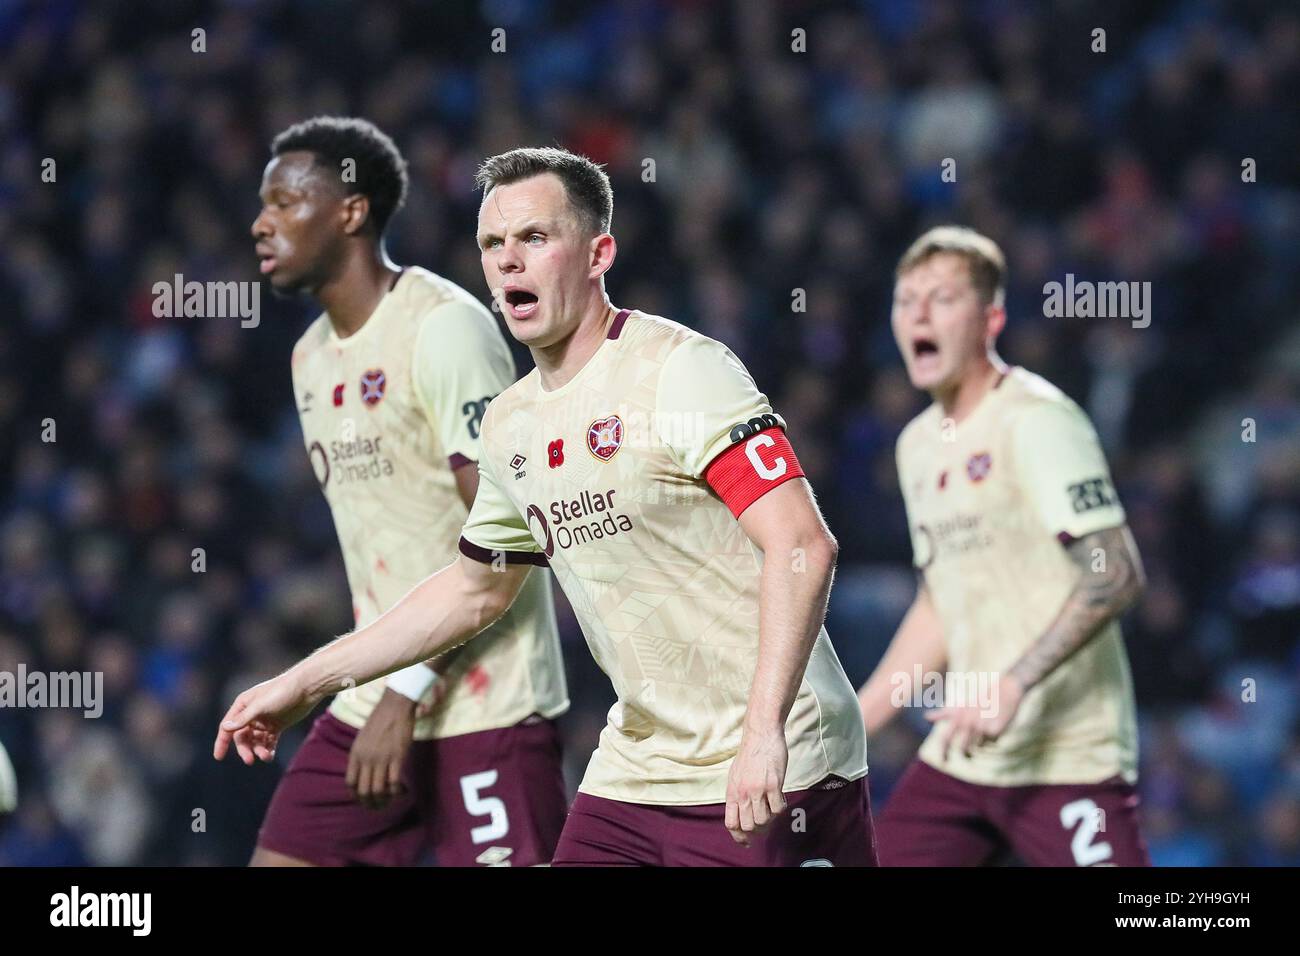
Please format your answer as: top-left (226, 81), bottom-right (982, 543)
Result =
top-left (475, 846), bottom-right (514, 867)
top-left (510, 453), bottom-right (527, 479)
top-left (299, 391), bottom-right (313, 413)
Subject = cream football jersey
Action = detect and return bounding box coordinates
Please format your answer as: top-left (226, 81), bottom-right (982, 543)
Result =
top-left (291, 267), bottom-right (568, 740)
top-left (897, 366), bottom-right (1138, 786)
top-left (459, 309), bottom-right (867, 805)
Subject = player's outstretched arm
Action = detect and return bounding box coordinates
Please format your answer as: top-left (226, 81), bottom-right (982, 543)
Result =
top-left (725, 477), bottom-right (839, 846)
top-left (857, 583), bottom-right (946, 735)
top-left (927, 524), bottom-right (1146, 760)
top-left (214, 555), bottom-right (531, 765)
top-left (345, 461), bottom-right (486, 807)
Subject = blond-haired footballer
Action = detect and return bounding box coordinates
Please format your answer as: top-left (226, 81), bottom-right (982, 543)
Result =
top-left (857, 226), bottom-right (1151, 866)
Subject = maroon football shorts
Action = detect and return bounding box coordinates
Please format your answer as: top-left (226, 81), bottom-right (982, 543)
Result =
top-left (256, 711), bottom-right (567, 866)
top-left (876, 758), bottom-right (1151, 866)
top-left (551, 775), bottom-right (878, 867)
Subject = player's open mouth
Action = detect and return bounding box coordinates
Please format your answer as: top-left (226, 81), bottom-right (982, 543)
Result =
top-left (256, 247), bottom-right (278, 275)
top-left (505, 288), bottom-right (539, 318)
top-left (913, 337), bottom-right (938, 359)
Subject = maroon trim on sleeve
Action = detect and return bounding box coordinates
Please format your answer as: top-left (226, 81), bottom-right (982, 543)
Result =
top-left (607, 309), bottom-right (631, 339)
top-left (1056, 530), bottom-right (1076, 545)
top-left (448, 453), bottom-right (475, 471)
top-left (458, 536), bottom-right (548, 567)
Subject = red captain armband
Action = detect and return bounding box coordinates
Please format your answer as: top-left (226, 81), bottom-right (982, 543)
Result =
top-left (704, 427), bottom-right (805, 518)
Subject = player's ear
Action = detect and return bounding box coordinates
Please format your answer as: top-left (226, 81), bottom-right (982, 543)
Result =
top-left (589, 232), bottom-right (617, 280)
top-left (985, 301), bottom-right (1006, 344)
top-left (341, 194), bottom-right (371, 236)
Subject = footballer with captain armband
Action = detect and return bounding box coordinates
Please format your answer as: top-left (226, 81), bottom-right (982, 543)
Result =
top-left (219, 145), bottom-right (874, 867)
top-left (246, 118), bottom-right (569, 867)
top-left (857, 226), bottom-right (1151, 866)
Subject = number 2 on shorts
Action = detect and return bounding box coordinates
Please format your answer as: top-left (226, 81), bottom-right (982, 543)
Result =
top-left (1059, 797), bottom-right (1113, 866)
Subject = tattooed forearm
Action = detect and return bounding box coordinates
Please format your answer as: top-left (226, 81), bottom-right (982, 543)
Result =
top-left (1007, 525), bottom-right (1146, 691)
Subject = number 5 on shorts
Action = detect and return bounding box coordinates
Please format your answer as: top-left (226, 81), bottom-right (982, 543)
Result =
top-left (460, 770), bottom-right (510, 844)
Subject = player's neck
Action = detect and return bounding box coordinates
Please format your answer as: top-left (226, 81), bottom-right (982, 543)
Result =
top-left (533, 299), bottom-right (616, 392)
top-left (934, 353), bottom-right (1009, 423)
top-left (317, 247), bottom-right (402, 340)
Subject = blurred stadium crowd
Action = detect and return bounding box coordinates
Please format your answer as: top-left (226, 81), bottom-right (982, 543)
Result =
top-left (2, 0), bottom-right (1299, 865)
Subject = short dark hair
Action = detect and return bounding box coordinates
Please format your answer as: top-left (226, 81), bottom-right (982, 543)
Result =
top-left (474, 147), bottom-right (613, 235)
top-left (270, 116), bottom-right (409, 235)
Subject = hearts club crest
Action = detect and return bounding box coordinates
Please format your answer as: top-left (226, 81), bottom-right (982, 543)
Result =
top-left (587, 415), bottom-right (624, 462)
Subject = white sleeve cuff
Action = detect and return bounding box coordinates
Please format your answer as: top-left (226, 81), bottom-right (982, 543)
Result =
top-left (385, 663), bottom-right (440, 702)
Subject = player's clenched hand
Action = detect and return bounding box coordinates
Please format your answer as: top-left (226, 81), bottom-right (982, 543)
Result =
top-left (725, 724), bottom-right (789, 846)
top-left (346, 689), bottom-right (417, 809)
top-left (213, 672), bottom-right (318, 765)
top-left (925, 673), bottom-right (1026, 760)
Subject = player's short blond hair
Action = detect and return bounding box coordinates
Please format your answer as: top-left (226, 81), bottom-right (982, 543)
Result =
top-left (896, 226), bottom-right (1006, 306)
